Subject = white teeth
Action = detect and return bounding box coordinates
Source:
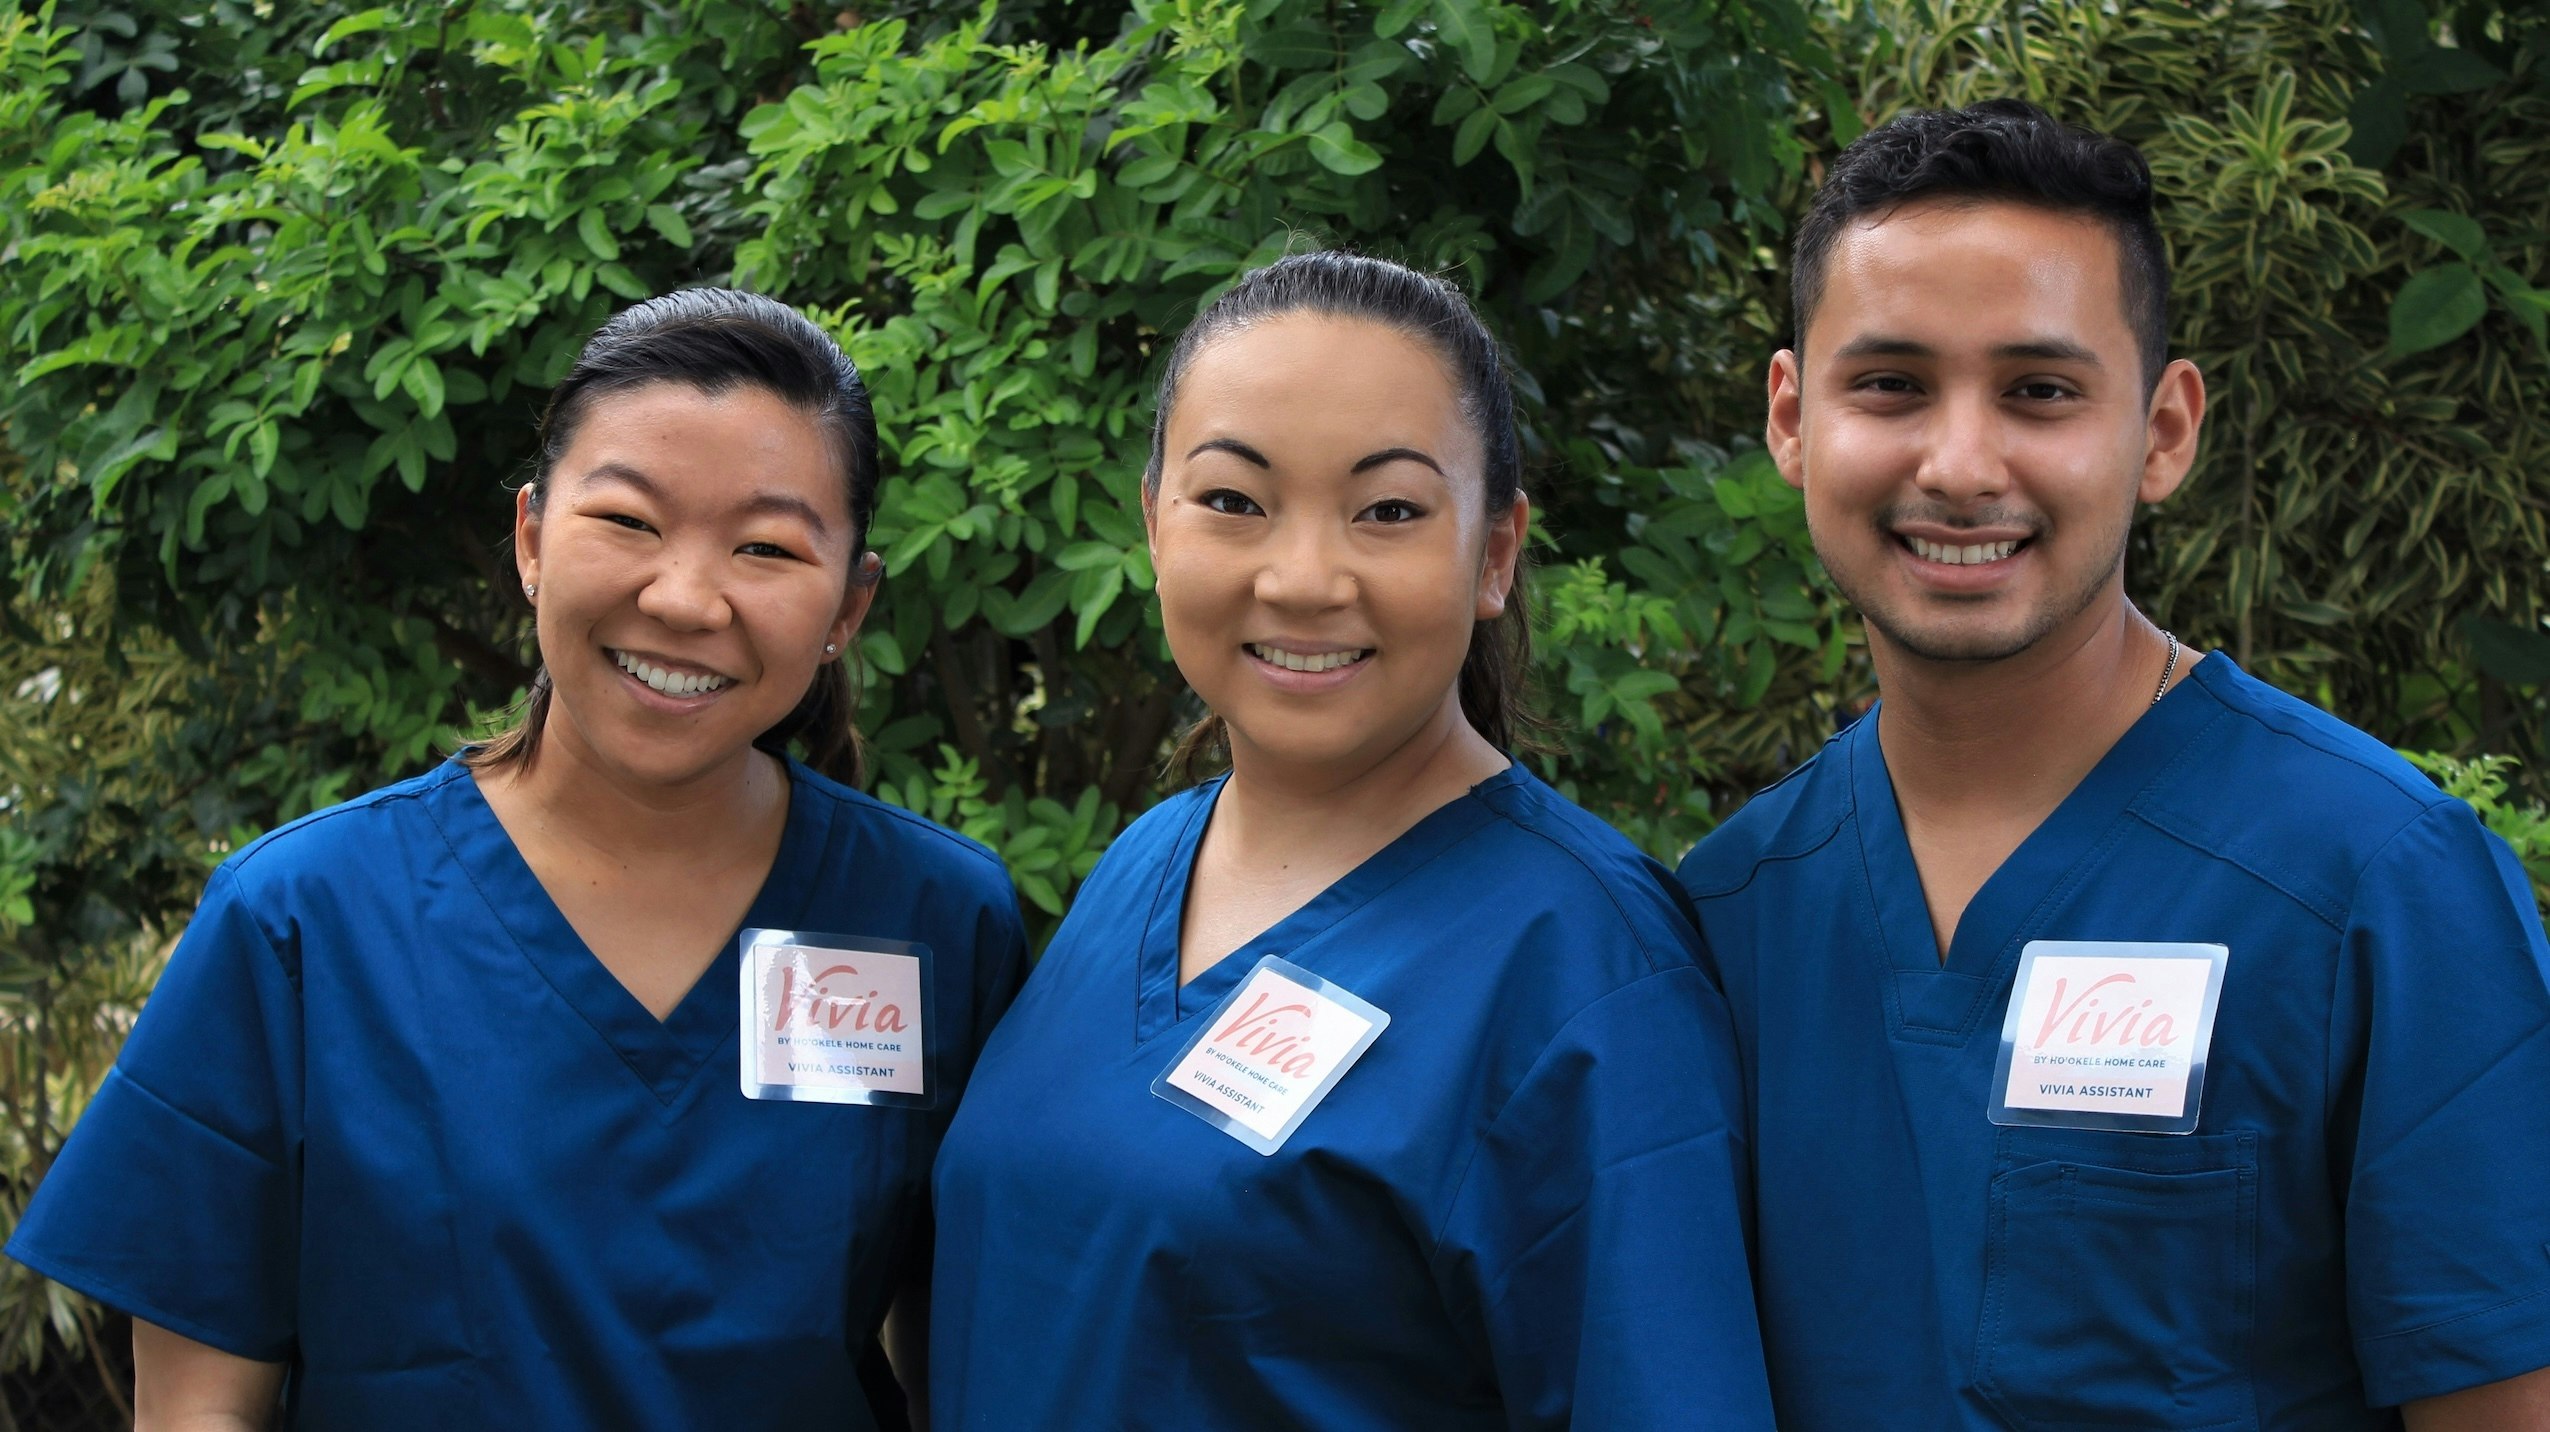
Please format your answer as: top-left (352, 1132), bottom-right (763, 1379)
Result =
top-left (1248, 644), bottom-right (1371, 673)
top-left (613, 650), bottom-right (730, 696)
top-left (1909, 537), bottom-right (2019, 566)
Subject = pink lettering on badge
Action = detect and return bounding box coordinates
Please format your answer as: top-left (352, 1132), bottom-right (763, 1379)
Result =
top-left (774, 962), bottom-right (910, 1034)
top-left (2030, 972), bottom-right (2180, 1050)
top-left (1211, 990), bottom-right (1323, 1078)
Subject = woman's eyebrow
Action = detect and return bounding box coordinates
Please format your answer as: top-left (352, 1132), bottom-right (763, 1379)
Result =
top-left (1185, 437), bottom-right (1270, 467)
top-left (577, 461), bottom-right (830, 536)
top-left (1352, 447), bottom-right (1443, 475)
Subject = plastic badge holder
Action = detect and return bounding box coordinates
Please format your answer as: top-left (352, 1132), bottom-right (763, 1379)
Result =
top-left (1152, 954), bottom-right (1390, 1156)
top-left (738, 928), bottom-right (940, 1108)
top-left (1987, 939), bottom-right (2230, 1135)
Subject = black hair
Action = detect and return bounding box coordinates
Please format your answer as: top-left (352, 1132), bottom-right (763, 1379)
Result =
top-left (1791, 99), bottom-right (2171, 391)
top-left (467, 288), bottom-right (881, 783)
top-left (1144, 250), bottom-right (1546, 778)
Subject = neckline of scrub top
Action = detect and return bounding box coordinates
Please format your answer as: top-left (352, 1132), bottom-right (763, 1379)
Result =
top-left (1133, 762), bottom-right (1525, 1042)
top-left (1846, 656), bottom-right (2226, 1043)
top-left (428, 756), bottom-right (836, 1106)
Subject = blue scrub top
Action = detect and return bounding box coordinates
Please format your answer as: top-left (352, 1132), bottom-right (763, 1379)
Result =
top-left (1678, 654), bottom-right (2550, 1428)
top-left (7, 757), bottom-right (1027, 1430)
top-left (930, 763), bottom-right (1773, 1431)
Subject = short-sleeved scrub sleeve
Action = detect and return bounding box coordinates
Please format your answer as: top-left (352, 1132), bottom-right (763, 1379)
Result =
top-left (1434, 964), bottom-right (1770, 1428)
top-left (10, 867), bottom-right (304, 1360)
top-left (2339, 802), bottom-right (2550, 1406)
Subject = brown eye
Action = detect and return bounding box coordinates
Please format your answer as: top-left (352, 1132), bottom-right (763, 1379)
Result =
top-left (1201, 489), bottom-right (1263, 517)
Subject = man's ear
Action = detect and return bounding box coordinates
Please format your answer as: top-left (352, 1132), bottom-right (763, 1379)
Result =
top-left (2138, 358), bottom-right (2207, 504)
top-left (1766, 349), bottom-right (1807, 491)
top-left (1475, 493), bottom-right (1531, 622)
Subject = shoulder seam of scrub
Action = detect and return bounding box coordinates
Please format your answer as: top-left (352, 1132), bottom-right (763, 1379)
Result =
top-left (1474, 788), bottom-right (1687, 978)
top-left (1680, 802), bottom-right (1852, 900)
top-left (2339, 798), bottom-right (2489, 932)
top-left (2204, 675), bottom-right (2453, 813)
top-left (222, 767), bottom-right (455, 880)
top-left (193, 863), bottom-right (305, 990)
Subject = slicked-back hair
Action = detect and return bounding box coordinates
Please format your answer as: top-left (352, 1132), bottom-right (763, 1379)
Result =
top-left (1144, 251), bottom-right (1547, 778)
top-left (1791, 99), bottom-right (2171, 392)
top-left (466, 288), bottom-right (880, 784)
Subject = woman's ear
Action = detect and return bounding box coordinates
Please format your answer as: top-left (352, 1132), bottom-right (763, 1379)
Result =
top-left (830, 551), bottom-right (884, 654)
top-left (1475, 493), bottom-right (1530, 621)
top-left (513, 484), bottom-right (543, 599)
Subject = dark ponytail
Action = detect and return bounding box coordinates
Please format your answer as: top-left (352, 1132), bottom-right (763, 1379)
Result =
top-left (1145, 251), bottom-right (1548, 781)
top-left (465, 288), bottom-right (881, 785)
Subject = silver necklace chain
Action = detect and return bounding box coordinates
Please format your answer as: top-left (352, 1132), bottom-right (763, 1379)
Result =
top-left (2152, 629), bottom-right (2180, 706)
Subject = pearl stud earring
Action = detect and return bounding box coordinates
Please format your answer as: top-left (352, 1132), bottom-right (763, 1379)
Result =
top-left (523, 583), bottom-right (537, 599)
top-left (823, 642), bottom-right (839, 656)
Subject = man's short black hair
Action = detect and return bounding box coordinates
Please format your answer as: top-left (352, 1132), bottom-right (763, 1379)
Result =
top-left (1791, 99), bottom-right (2170, 391)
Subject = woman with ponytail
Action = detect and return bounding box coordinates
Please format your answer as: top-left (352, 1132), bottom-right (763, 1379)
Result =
top-left (9, 291), bottom-right (1027, 1430)
top-left (929, 253), bottom-right (1771, 1429)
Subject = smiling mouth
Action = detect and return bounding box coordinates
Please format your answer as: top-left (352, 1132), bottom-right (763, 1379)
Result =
top-left (1247, 644), bottom-right (1372, 673)
top-left (610, 648), bottom-right (734, 697)
top-left (1903, 536), bottom-right (2025, 565)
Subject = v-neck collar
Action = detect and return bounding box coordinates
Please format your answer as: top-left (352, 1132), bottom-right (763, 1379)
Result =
top-left (1845, 663), bottom-right (2223, 1043)
top-left (1131, 765), bottom-right (1522, 1044)
top-left (428, 758), bottom-right (837, 1105)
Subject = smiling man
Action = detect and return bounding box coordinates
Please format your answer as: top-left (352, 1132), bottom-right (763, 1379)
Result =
top-left (1676, 100), bottom-right (2550, 1429)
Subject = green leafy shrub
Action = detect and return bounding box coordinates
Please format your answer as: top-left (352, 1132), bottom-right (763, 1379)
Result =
top-left (2405, 750), bottom-right (2550, 917)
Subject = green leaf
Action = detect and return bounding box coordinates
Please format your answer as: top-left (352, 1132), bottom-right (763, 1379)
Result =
top-left (1071, 565), bottom-right (1124, 648)
top-left (1054, 541), bottom-right (1121, 572)
top-left (646, 204), bottom-right (694, 249)
top-left (1307, 122), bottom-right (1384, 175)
top-left (1493, 74), bottom-right (1555, 115)
top-left (576, 207), bottom-right (621, 262)
top-left (2346, 76), bottom-right (2407, 170)
top-left (992, 569), bottom-right (1074, 637)
top-left (1452, 106), bottom-right (1497, 165)
top-left (402, 359), bottom-right (446, 421)
top-left (862, 629), bottom-right (909, 676)
top-left (315, 8), bottom-right (396, 56)
top-left (1820, 78), bottom-right (1865, 145)
top-left (2463, 616), bottom-right (2550, 686)
top-left (1248, 22), bottom-right (1336, 70)
top-left (1612, 670), bottom-right (1680, 701)
top-left (1376, 0), bottom-right (1429, 38)
top-left (2401, 209), bottom-right (2487, 262)
top-left (1520, 202), bottom-right (1593, 303)
top-left (248, 421), bottom-right (279, 479)
top-left (1118, 152), bottom-right (1179, 188)
top-left (1434, 0), bottom-right (1498, 85)
top-left (2395, 45), bottom-right (2505, 96)
top-left (1016, 870), bottom-right (1063, 916)
top-left (2387, 264), bottom-right (2487, 356)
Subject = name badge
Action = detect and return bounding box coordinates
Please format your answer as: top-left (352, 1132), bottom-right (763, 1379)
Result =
top-left (738, 928), bottom-right (937, 1108)
top-left (1988, 940), bottom-right (2229, 1134)
top-left (1152, 955), bottom-right (1389, 1155)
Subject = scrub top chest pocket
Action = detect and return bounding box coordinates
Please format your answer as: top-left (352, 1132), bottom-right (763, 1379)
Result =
top-left (1976, 1127), bottom-right (2260, 1432)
